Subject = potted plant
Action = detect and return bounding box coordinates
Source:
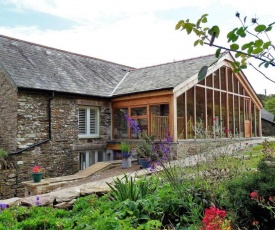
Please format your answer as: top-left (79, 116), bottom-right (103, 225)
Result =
top-left (120, 141), bottom-right (132, 168)
top-left (32, 165), bottom-right (44, 183)
top-left (136, 133), bottom-right (156, 168)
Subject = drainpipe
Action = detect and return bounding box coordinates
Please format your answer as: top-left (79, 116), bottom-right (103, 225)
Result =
top-left (9, 91), bottom-right (54, 155)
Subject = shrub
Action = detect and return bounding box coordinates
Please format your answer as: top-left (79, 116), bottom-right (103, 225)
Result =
top-left (223, 158), bottom-right (275, 229)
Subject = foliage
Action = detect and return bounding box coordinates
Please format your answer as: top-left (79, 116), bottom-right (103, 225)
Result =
top-left (0, 148), bottom-right (14, 170)
top-left (120, 141), bottom-right (132, 158)
top-left (106, 175), bottom-right (157, 202)
top-left (176, 13), bottom-right (275, 83)
top-left (264, 95), bottom-right (275, 114)
top-left (222, 156), bottom-right (275, 229)
top-left (1, 139), bottom-right (273, 229)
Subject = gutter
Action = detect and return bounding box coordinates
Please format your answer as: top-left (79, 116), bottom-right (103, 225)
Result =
top-left (9, 92), bottom-right (54, 155)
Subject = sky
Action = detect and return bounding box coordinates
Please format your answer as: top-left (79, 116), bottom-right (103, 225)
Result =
top-left (0, 0), bottom-right (274, 95)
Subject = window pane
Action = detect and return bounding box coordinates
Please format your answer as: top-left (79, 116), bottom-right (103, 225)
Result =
top-left (113, 108), bottom-right (128, 139)
top-left (220, 67), bottom-right (226, 90)
top-left (131, 107), bottom-right (147, 116)
top-left (132, 119), bottom-right (148, 139)
top-left (78, 109), bottom-right (86, 134)
top-left (177, 93), bottom-right (186, 139)
top-left (206, 74), bottom-right (212, 87)
top-left (213, 70), bottom-right (219, 89)
top-left (90, 109), bottom-right (97, 134)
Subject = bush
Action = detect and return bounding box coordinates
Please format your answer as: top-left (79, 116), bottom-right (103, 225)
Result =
top-left (223, 158), bottom-right (275, 229)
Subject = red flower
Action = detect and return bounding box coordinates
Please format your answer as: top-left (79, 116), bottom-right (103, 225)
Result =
top-left (250, 191), bottom-right (259, 200)
top-left (32, 165), bottom-right (43, 173)
top-left (201, 207), bottom-right (231, 230)
top-left (225, 129), bottom-right (230, 133)
top-left (212, 118), bottom-right (216, 121)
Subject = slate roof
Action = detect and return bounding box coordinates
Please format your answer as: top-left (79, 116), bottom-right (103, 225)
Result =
top-left (112, 54), bottom-right (219, 96)
top-left (0, 35), bottom-right (133, 97)
top-left (261, 108), bottom-right (275, 123)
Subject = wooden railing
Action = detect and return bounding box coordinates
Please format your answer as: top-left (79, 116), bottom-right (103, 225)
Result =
top-left (151, 115), bottom-right (169, 140)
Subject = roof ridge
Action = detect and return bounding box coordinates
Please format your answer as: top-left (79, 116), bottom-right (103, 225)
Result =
top-left (133, 53), bottom-right (218, 71)
top-left (0, 34), bottom-right (135, 69)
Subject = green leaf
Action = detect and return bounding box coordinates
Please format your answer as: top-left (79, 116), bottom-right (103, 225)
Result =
top-left (215, 48), bottom-right (221, 58)
top-left (193, 28), bottom-right (201, 36)
top-left (196, 19), bottom-right (201, 28)
top-left (264, 62), bottom-right (270, 68)
top-left (202, 17), bottom-right (207, 23)
top-left (240, 65), bottom-right (247, 69)
top-left (259, 61), bottom-right (265, 67)
top-left (208, 25), bottom-right (220, 38)
top-left (194, 40), bottom-right (200, 47)
top-left (266, 26), bottom-right (272, 32)
top-left (198, 66), bottom-right (208, 81)
top-left (248, 47), bottom-right (253, 54)
top-left (201, 14), bottom-right (208, 18)
top-left (199, 40), bottom-right (204, 46)
top-left (263, 41), bottom-right (272, 49)
top-left (255, 24), bottom-right (267, 33)
top-left (241, 43), bottom-right (250, 50)
top-left (235, 52), bottom-right (241, 58)
top-left (230, 43), bottom-right (239, 51)
top-left (175, 20), bottom-right (184, 30)
top-left (254, 39), bottom-right (263, 47)
top-left (236, 27), bottom-right (246, 37)
top-left (251, 47), bottom-right (263, 54)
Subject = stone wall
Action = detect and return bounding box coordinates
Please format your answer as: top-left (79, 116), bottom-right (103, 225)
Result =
top-left (262, 119), bottom-right (275, 136)
top-left (0, 168), bottom-right (17, 199)
top-left (1, 91), bottom-right (112, 199)
top-left (0, 70), bottom-right (17, 152)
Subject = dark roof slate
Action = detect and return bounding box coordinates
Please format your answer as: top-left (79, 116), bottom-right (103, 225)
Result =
top-left (261, 108), bottom-right (275, 123)
top-left (0, 35), bottom-right (132, 97)
top-left (112, 54), bottom-right (219, 96)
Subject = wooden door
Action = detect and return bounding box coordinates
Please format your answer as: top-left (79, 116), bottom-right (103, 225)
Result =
top-left (245, 120), bottom-right (251, 137)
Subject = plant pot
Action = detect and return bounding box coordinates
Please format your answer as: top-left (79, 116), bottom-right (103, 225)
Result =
top-left (122, 157), bottom-right (131, 168)
top-left (139, 158), bottom-right (150, 169)
top-left (32, 172), bottom-right (43, 183)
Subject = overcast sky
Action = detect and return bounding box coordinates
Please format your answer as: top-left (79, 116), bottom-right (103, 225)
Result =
top-left (0, 0), bottom-right (274, 95)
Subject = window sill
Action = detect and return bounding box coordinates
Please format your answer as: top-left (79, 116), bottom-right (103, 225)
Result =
top-left (78, 135), bottom-right (100, 139)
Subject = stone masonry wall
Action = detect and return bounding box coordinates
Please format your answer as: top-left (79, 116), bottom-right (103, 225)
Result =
top-left (0, 70), bottom-right (17, 152)
top-left (2, 91), bottom-right (112, 199)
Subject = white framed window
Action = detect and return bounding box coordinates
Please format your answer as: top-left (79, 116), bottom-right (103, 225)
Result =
top-left (78, 107), bottom-right (100, 138)
top-left (79, 150), bottom-right (106, 170)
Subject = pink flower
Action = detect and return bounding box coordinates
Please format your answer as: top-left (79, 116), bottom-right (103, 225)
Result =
top-left (32, 165), bottom-right (43, 173)
top-left (212, 118), bottom-right (216, 121)
top-left (225, 129), bottom-right (230, 133)
top-left (250, 191), bottom-right (259, 200)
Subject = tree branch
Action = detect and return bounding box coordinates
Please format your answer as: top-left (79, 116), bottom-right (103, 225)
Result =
top-left (249, 62), bottom-right (275, 84)
top-left (204, 42), bottom-right (275, 67)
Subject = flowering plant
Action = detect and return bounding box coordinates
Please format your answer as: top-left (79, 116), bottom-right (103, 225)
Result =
top-left (120, 141), bottom-right (131, 159)
top-left (201, 206), bottom-right (231, 230)
top-left (32, 165), bottom-right (43, 173)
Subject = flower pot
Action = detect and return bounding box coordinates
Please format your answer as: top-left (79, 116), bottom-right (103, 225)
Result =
top-left (139, 158), bottom-right (150, 169)
top-left (122, 157), bottom-right (131, 168)
top-left (32, 172), bottom-right (43, 183)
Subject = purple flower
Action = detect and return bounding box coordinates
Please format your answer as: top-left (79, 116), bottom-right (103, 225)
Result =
top-left (0, 203), bottom-right (7, 210)
top-left (125, 115), bottom-right (141, 134)
top-left (35, 196), bottom-right (40, 206)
